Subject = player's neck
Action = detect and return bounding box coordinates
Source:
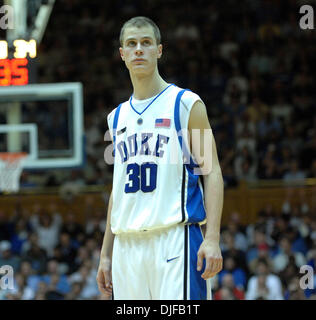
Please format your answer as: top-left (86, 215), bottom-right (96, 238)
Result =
top-left (130, 70), bottom-right (169, 100)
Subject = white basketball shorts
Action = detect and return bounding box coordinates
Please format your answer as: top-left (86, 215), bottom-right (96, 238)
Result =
top-left (112, 223), bottom-right (212, 300)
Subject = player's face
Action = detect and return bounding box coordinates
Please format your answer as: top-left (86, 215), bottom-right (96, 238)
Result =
top-left (119, 26), bottom-right (162, 77)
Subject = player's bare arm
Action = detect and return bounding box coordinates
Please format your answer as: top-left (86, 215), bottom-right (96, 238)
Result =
top-left (188, 100), bottom-right (224, 280)
top-left (97, 190), bottom-right (114, 296)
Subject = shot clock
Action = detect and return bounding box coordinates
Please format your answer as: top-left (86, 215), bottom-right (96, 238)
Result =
top-left (0, 39), bottom-right (37, 86)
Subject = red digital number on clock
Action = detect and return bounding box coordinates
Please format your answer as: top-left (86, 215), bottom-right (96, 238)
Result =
top-left (0, 58), bottom-right (29, 86)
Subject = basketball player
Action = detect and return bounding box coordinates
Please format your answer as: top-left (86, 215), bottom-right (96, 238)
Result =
top-left (97, 16), bottom-right (224, 300)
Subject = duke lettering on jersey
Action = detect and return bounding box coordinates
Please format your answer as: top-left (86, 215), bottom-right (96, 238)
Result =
top-left (116, 133), bottom-right (170, 163)
top-left (107, 85), bottom-right (207, 234)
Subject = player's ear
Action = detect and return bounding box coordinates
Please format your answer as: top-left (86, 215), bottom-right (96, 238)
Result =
top-left (157, 44), bottom-right (162, 59)
top-left (119, 47), bottom-right (125, 61)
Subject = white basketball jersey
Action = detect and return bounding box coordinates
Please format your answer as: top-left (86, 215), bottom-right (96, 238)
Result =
top-left (107, 84), bottom-right (206, 234)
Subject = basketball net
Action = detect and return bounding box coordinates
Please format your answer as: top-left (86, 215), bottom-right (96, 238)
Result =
top-left (0, 152), bottom-right (27, 193)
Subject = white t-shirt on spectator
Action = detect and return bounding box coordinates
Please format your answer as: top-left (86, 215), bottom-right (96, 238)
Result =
top-left (246, 274), bottom-right (284, 300)
top-left (272, 252), bottom-right (307, 273)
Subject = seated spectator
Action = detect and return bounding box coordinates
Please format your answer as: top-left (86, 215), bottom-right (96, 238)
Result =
top-left (65, 282), bottom-right (84, 300)
top-left (9, 272), bottom-right (35, 300)
top-left (34, 281), bottom-right (48, 300)
top-left (248, 47), bottom-right (275, 75)
top-left (217, 255), bottom-right (247, 290)
top-left (221, 231), bottom-right (248, 274)
top-left (84, 237), bottom-right (99, 257)
top-left (223, 68), bottom-right (249, 106)
top-left (246, 227), bottom-right (268, 264)
top-left (214, 113), bottom-right (235, 143)
top-left (22, 233), bottom-right (48, 274)
top-left (272, 236), bottom-right (306, 273)
top-left (283, 159), bottom-right (306, 184)
top-left (271, 214), bottom-right (290, 244)
top-left (279, 260), bottom-right (300, 290)
top-left (248, 243), bottom-right (274, 275)
top-left (235, 111), bottom-right (256, 142)
top-left (19, 260), bottom-right (40, 289)
top-left (246, 258), bottom-right (284, 300)
top-left (10, 218), bottom-right (30, 255)
top-left (236, 128), bottom-right (256, 157)
top-left (246, 206), bottom-right (276, 248)
top-left (281, 125), bottom-right (304, 157)
top-left (54, 232), bottom-right (78, 274)
top-left (68, 265), bottom-right (90, 285)
top-left (61, 212), bottom-right (85, 246)
top-left (247, 95), bottom-right (269, 124)
top-left (0, 240), bottom-right (21, 271)
top-left (72, 247), bottom-right (91, 273)
top-left (257, 110), bottom-right (282, 141)
top-left (173, 20), bottom-right (200, 41)
top-left (214, 287), bottom-right (235, 300)
top-left (284, 277), bottom-right (307, 300)
top-left (234, 146), bottom-right (257, 182)
top-left (235, 157), bottom-right (257, 182)
top-left (258, 144), bottom-right (282, 179)
top-left (271, 94), bottom-right (293, 123)
top-left (4, 293), bottom-right (21, 300)
top-left (85, 210), bottom-right (106, 236)
top-left (258, 18), bottom-right (281, 42)
top-left (214, 273), bottom-right (245, 300)
top-left (223, 94), bottom-right (246, 121)
top-left (224, 218), bottom-right (248, 252)
top-left (41, 259), bottom-right (71, 296)
top-left (219, 31), bottom-right (239, 63)
top-left (45, 274), bottom-right (65, 300)
top-left (285, 225), bottom-right (308, 256)
top-left (68, 261), bottom-right (99, 299)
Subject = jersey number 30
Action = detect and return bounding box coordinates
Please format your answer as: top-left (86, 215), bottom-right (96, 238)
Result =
top-left (125, 162), bottom-right (157, 193)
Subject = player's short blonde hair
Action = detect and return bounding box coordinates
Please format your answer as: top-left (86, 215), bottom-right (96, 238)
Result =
top-left (119, 16), bottom-right (161, 46)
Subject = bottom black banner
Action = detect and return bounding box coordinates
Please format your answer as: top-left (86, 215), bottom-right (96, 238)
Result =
top-left (0, 300), bottom-right (310, 319)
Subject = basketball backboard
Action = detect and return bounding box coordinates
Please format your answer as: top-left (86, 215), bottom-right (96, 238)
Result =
top-left (0, 82), bottom-right (84, 170)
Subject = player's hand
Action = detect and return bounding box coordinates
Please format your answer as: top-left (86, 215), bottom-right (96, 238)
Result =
top-left (96, 257), bottom-right (112, 296)
top-left (197, 239), bottom-right (223, 280)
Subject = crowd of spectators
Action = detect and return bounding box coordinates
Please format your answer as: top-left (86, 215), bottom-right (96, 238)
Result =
top-left (214, 199), bottom-right (316, 300)
top-left (1, 0), bottom-right (313, 189)
top-left (0, 199), bottom-right (107, 300)
top-left (0, 198), bottom-right (316, 300)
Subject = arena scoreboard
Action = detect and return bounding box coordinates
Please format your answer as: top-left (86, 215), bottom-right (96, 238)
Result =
top-left (0, 39), bottom-right (37, 86)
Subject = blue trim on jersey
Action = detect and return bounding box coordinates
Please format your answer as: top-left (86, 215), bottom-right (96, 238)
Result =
top-left (186, 171), bottom-right (206, 223)
top-left (174, 89), bottom-right (206, 224)
top-left (174, 89), bottom-right (193, 167)
top-left (112, 104), bottom-right (122, 157)
top-left (129, 84), bottom-right (175, 115)
top-left (174, 89), bottom-right (200, 169)
top-left (189, 224), bottom-right (207, 300)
